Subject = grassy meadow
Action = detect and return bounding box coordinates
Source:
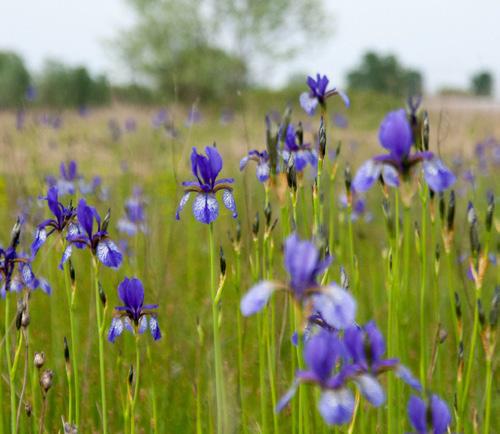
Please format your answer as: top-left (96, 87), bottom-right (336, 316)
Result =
top-left (0, 89), bottom-right (498, 433)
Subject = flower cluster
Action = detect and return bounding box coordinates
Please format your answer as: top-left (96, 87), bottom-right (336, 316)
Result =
top-left (300, 74), bottom-right (350, 116)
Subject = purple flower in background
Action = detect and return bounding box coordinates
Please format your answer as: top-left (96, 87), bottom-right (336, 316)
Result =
top-left (220, 108), bottom-right (234, 125)
top-left (332, 113), bottom-right (348, 129)
top-left (241, 233), bottom-right (356, 330)
top-left (186, 107), bottom-right (202, 126)
top-left (152, 108), bottom-right (168, 129)
top-left (78, 106), bottom-right (88, 117)
top-left (61, 199), bottom-right (122, 269)
top-left (124, 118), bottom-right (137, 132)
top-left (283, 124), bottom-right (318, 171)
top-left (108, 118), bottom-right (122, 141)
top-left (16, 109), bottom-right (25, 131)
top-left (108, 277), bottom-right (161, 342)
top-left (46, 161), bottom-right (79, 196)
top-left (408, 394), bottom-right (451, 434)
top-left (239, 150), bottom-right (270, 182)
top-left (176, 146), bottom-right (237, 224)
top-left (1, 220), bottom-right (51, 297)
top-left (31, 187), bottom-right (77, 256)
top-left (118, 187), bottom-right (147, 236)
top-left (352, 109), bottom-right (455, 195)
top-left (300, 74), bottom-right (350, 116)
top-left (339, 190), bottom-right (372, 222)
top-left (25, 85), bottom-right (37, 102)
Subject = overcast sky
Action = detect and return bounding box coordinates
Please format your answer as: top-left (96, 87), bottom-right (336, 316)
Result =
top-left (1, 0), bottom-right (499, 95)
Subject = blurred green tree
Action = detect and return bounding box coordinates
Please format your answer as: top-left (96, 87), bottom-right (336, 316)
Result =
top-left (470, 70), bottom-right (493, 96)
top-left (347, 51), bottom-right (423, 97)
top-left (0, 51), bottom-right (30, 108)
top-left (115, 0), bottom-right (328, 101)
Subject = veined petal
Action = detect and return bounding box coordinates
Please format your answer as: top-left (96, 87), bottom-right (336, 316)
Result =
top-left (176, 192), bottom-right (191, 220)
top-left (149, 316), bottom-right (162, 341)
top-left (300, 92), bottom-right (319, 116)
top-left (240, 281), bottom-right (276, 316)
top-left (381, 164), bottom-right (400, 187)
top-left (352, 160), bottom-right (382, 193)
top-left (108, 318), bottom-right (124, 343)
top-left (423, 158), bottom-right (456, 192)
top-left (138, 315), bottom-right (148, 334)
top-left (59, 244), bottom-right (72, 270)
top-left (193, 193), bottom-right (219, 224)
top-left (355, 374), bottom-right (385, 406)
top-left (37, 277), bottom-right (52, 295)
top-left (276, 379), bottom-right (300, 413)
top-left (96, 239), bottom-right (123, 269)
top-left (239, 156), bottom-right (250, 171)
top-left (313, 284), bottom-right (356, 329)
top-left (31, 227), bottom-right (47, 257)
top-left (395, 365), bottom-right (422, 392)
top-left (318, 389), bottom-right (355, 425)
top-left (222, 189), bottom-right (237, 218)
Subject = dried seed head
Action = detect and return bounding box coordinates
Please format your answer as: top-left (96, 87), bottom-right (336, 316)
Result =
top-left (34, 352), bottom-right (45, 369)
top-left (98, 282), bottom-right (107, 307)
top-left (40, 369), bottom-right (54, 393)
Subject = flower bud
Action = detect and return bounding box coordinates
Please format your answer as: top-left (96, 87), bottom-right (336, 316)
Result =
top-left (102, 208), bottom-right (111, 232)
top-left (296, 122), bottom-right (303, 146)
top-left (340, 266), bottom-right (350, 291)
top-left (478, 299), bottom-right (485, 328)
top-left (69, 259), bottom-right (76, 284)
top-left (64, 337), bottom-right (70, 363)
top-left (422, 110), bottom-right (430, 151)
top-left (219, 246), bottom-right (226, 277)
top-left (98, 282), bottom-right (107, 307)
top-left (286, 162), bottom-right (297, 192)
top-left (10, 217), bottom-right (22, 249)
top-left (490, 286), bottom-right (499, 328)
top-left (455, 292), bottom-right (462, 319)
top-left (344, 164), bottom-right (352, 197)
top-left (40, 369), bottom-right (54, 393)
top-left (252, 212), bottom-right (259, 237)
top-left (25, 401), bottom-right (32, 417)
top-left (235, 220), bottom-right (241, 244)
top-left (319, 117), bottom-right (327, 160)
top-left (438, 192), bottom-right (445, 223)
top-left (128, 364), bottom-right (134, 387)
top-left (486, 190), bottom-right (494, 233)
top-left (264, 202), bottom-right (272, 228)
top-left (447, 190), bottom-right (456, 232)
top-left (34, 352), bottom-right (45, 369)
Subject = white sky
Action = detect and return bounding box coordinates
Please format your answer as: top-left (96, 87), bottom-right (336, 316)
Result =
top-left (1, 0), bottom-right (499, 95)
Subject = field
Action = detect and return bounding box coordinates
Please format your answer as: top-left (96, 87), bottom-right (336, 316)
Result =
top-left (0, 89), bottom-right (498, 433)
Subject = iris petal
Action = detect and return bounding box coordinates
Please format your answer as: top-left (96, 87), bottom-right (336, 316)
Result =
top-left (356, 374), bottom-right (385, 406)
top-left (318, 389), bottom-right (355, 425)
top-left (300, 92), bottom-right (319, 116)
top-left (222, 189), bottom-right (238, 218)
top-left (352, 160), bottom-right (382, 193)
top-left (313, 284), bottom-right (356, 329)
top-left (240, 281), bottom-right (276, 316)
top-left (193, 193), bottom-right (219, 224)
top-left (96, 239), bottom-right (123, 269)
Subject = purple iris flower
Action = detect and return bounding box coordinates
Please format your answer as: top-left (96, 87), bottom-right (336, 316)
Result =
top-left (1, 221), bottom-right (51, 297)
top-left (108, 277), bottom-right (161, 342)
top-left (343, 322), bottom-right (421, 406)
top-left (186, 107), bottom-right (202, 126)
top-left (46, 161), bottom-right (79, 196)
top-left (339, 190), bottom-right (372, 222)
top-left (124, 118), bottom-right (137, 132)
top-left (118, 187), bottom-right (147, 236)
top-left (176, 146), bottom-right (237, 224)
top-left (239, 150), bottom-right (271, 182)
top-left (31, 187), bottom-right (77, 256)
top-left (283, 124), bottom-right (318, 172)
top-left (16, 109), bottom-right (25, 130)
top-left (60, 199), bottom-right (122, 270)
top-left (352, 109), bottom-right (456, 194)
top-left (152, 109), bottom-right (169, 129)
top-left (300, 74), bottom-right (350, 116)
top-left (408, 394), bottom-right (451, 434)
top-left (332, 113), bottom-right (348, 129)
top-left (241, 233), bottom-right (356, 330)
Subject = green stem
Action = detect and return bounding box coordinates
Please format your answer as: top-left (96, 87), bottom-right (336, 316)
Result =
top-left (92, 258), bottom-right (108, 434)
top-left (5, 296), bottom-right (17, 434)
top-left (130, 335), bottom-right (140, 434)
top-left (419, 192), bottom-right (427, 390)
top-left (234, 249), bottom-right (246, 434)
top-left (209, 223), bottom-right (225, 434)
top-left (483, 358), bottom-right (492, 434)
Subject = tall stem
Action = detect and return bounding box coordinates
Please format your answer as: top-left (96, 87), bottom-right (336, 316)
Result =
top-left (418, 191), bottom-right (427, 390)
top-left (130, 335), bottom-right (140, 434)
top-left (92, 258), bottom-right (108, 434)
top-left (483, 358), bottom-right (492, 434)
top-left (209, 223), bottom-right (225, 434)
top-left (5, 296), bottom-right (17, 434)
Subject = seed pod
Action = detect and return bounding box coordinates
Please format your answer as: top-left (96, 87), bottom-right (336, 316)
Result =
top-left (64, 337), bottom-right (70, 363)
top-left (40, 369), bottom-right (54, 393)
top-left (252, 212), bottom-right (259, 237)
top-left (447, 190), bottom-right (456, 232)
top-left (438, 192), bottom-right (445, 223)
top-left (98, 282), bottom-right (107, 307)
top-left (10, 218), bottom-right (22, 250)
top-left (69, 259), bottom-right (76, 284)
top-left (219, 246), bottom-right (226, 277)
top-left (422, 110), bottom-right (430, 151)
top-left (34, 352), bottom-right (45, 369)
top-left (318, 116), bottom-right (327, 160)
top-left (478, 299), bottom-right (485, 328)
top-left (264, 202), bottom-right (272, 228)
top-left (486, 190), bottom-right (494, 233)
top-left (128, 364), bottom-right (134, 387)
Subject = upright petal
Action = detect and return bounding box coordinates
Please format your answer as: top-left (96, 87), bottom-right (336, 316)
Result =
top-left (205, 146), bottom-right (223, 184)
top-left (47, 187), bottom-right (61, 220)
top-left (408, 395), bottom-right (427, 433)
top-left (423, 159), bottom-right (456, 192)
top-left (77, 199), bottom-right (94, 238)
top-left (313, 284), bottom-right (357, 330)
top-left (222, 189), bottom-right (238, 218)
top-left (127, 277), bottom-right (145, 311)
top-left (318, 389), bottom-right (355, 425)
top-left (193, 193), bottom-right (219, 224)
top-left (175, 192), bottom-right (191, 220)
top-left (96, 239), bottom-right (123, 269)
top-left (352, 160), bottom-right (382, 193)
top-left (378, 109), bottom-right (413, 160)
top-left (240, 281), bottom-right (276, 316)
top-left (430, 395), bottom-right (451, 434)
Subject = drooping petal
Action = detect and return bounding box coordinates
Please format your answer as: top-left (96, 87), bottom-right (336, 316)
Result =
top-left (31, 228), bottom-right (47, 257)
top-left (313, 284), bottom-right (356, 330)
top-left (295, 150), bottom-right (309, 172)
top-left (381, 164), bottom-right (400, 187)
top-left (117, 218), bottom-right (137, 236)
top-left (96, 239), bottom-right (123, 269)
top-left (222, 189), bottom-right (237, 218)
top-left (430, 394), bottom-right (451, 434)
top-left (108, 318), bottom-right (124, 343)
top-left (37, 277), bottom-right (52, 295)
top-left (352, 160), bottom-right (382, 193)
top-left (395, 365), bottom-right (422, 392)
top-left (300, 92), bottom-right (319, 116)
top-left (149, 316), bottom-right (162, 340)
top-left (336, 89), bottom-right (350, 108)
top-left (408, 395), bottom-right (427, 433)
top-left (423, 158), bottom-right (456, 192)
top-left (175, 192), bottom-right (191, 220)
top-left (276, 379), bottom-right (300, 413)
top-left (240, 281), bottom-right (276, 316)
top-left (138, 315), bottom-right (148, 334)
top-left (355, 374), bottom-right (385, 406)
top-left (193, 193), bottom-right (219, 224)
top-left (256, 162), bottom-right (270, 182)
top-left (239, 156), bottom-right (250, 171)
top-left (318, 389), bottom-right (355, 425)
top-left (59, 244), bottom-right (72, 270)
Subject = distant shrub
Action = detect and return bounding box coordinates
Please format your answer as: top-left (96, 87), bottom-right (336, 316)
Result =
top-left (471, 71), bottom-right (494, 97)
top-left (0, 51), bottom-right (30, 108)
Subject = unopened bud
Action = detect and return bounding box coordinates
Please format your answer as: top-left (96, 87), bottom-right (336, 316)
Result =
top-left (344, 164), bottom-right (352, 196)
top-left (196, 316), bottom-right (204, 344)
top-left (438, 326), bottom-right (448, 344)
top-left (296, 122), bottom-right (303, 146)
top-left (264, 202), bottom-right (272, 228)
top-left (21, 311), bottom-right (30, 329)
top-left (64, 337), bottom-right (70, 363)
top-left (10, 218), bottom-right (22, 249)
top-left (128, 364), bottom-right (134, 387)
top-left (319, 117), bottom-right (326, 160)
top-left (25, 401), bottom-right (32, 417)
top-left (98, 282), bottom-right (107, 307)
top-left (286, 162), bottom-right (297, 192)
top-left (447, 190), bottom-right (456, 232)
top-left (455, 292), bottom-right (462, 319)
top-left (252, 212), bottom-right (259, 237)
top-left (486, 190), bottom-right (494, 233)
top-left (490, 286), bottom-right (499, 327)
top-left (235, 220), bottom-right (241, 244)
top-left (34, 352), bottom-right (45, 369)
top-left (438, 192), bottom-right (445, 223)
top-left (102, 209), bottom-right (111, 232)
top-left (40, 369), bottom-right (54, 393)
top-left (340, 266), bottom-right (350, 291)
top-left (422, 110), bottom-right (429, 151)
top-left (219, 246), bottom-right (226, 276)
top-left (69, 259), bottom-right (76, 284)
top-left (478, 299), bottom-right (485, 327)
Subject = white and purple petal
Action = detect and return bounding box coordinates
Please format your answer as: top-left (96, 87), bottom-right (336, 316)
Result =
top-left (222, 189), bottom-right (237, 219)
top-left (138, 315), bottom-right (148, 334)
top-left (108, 318), bottom-right (124, 343)
top-left (59, 244), bottom-right (73, 270)
top-left (352, 160), bottom-right (382, 193)
top-left (355, 374), bottom-right (385, 406)
top-left (313, 284), bottom-right (356, 330)
top-left (318, 389), bottom-right (355, 425)
top-left (193, 193), bottom-right (219, 224)
top-left (240, 281), bottom-right (276, 316)
top-left (176, 192), bottom-right (191, 220)
top-left (300, 92), bottom-right (319, 116)
top-left (275, 379), bottom-right (300, 413)
top-left (381, 164), bottom-right (400, 187)
top-left (149, 316), bottom-right (162, 340)
top-left (96, 239), bottom-right (123, 269)
top-left (423, 158), bottom-right (456, 192)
